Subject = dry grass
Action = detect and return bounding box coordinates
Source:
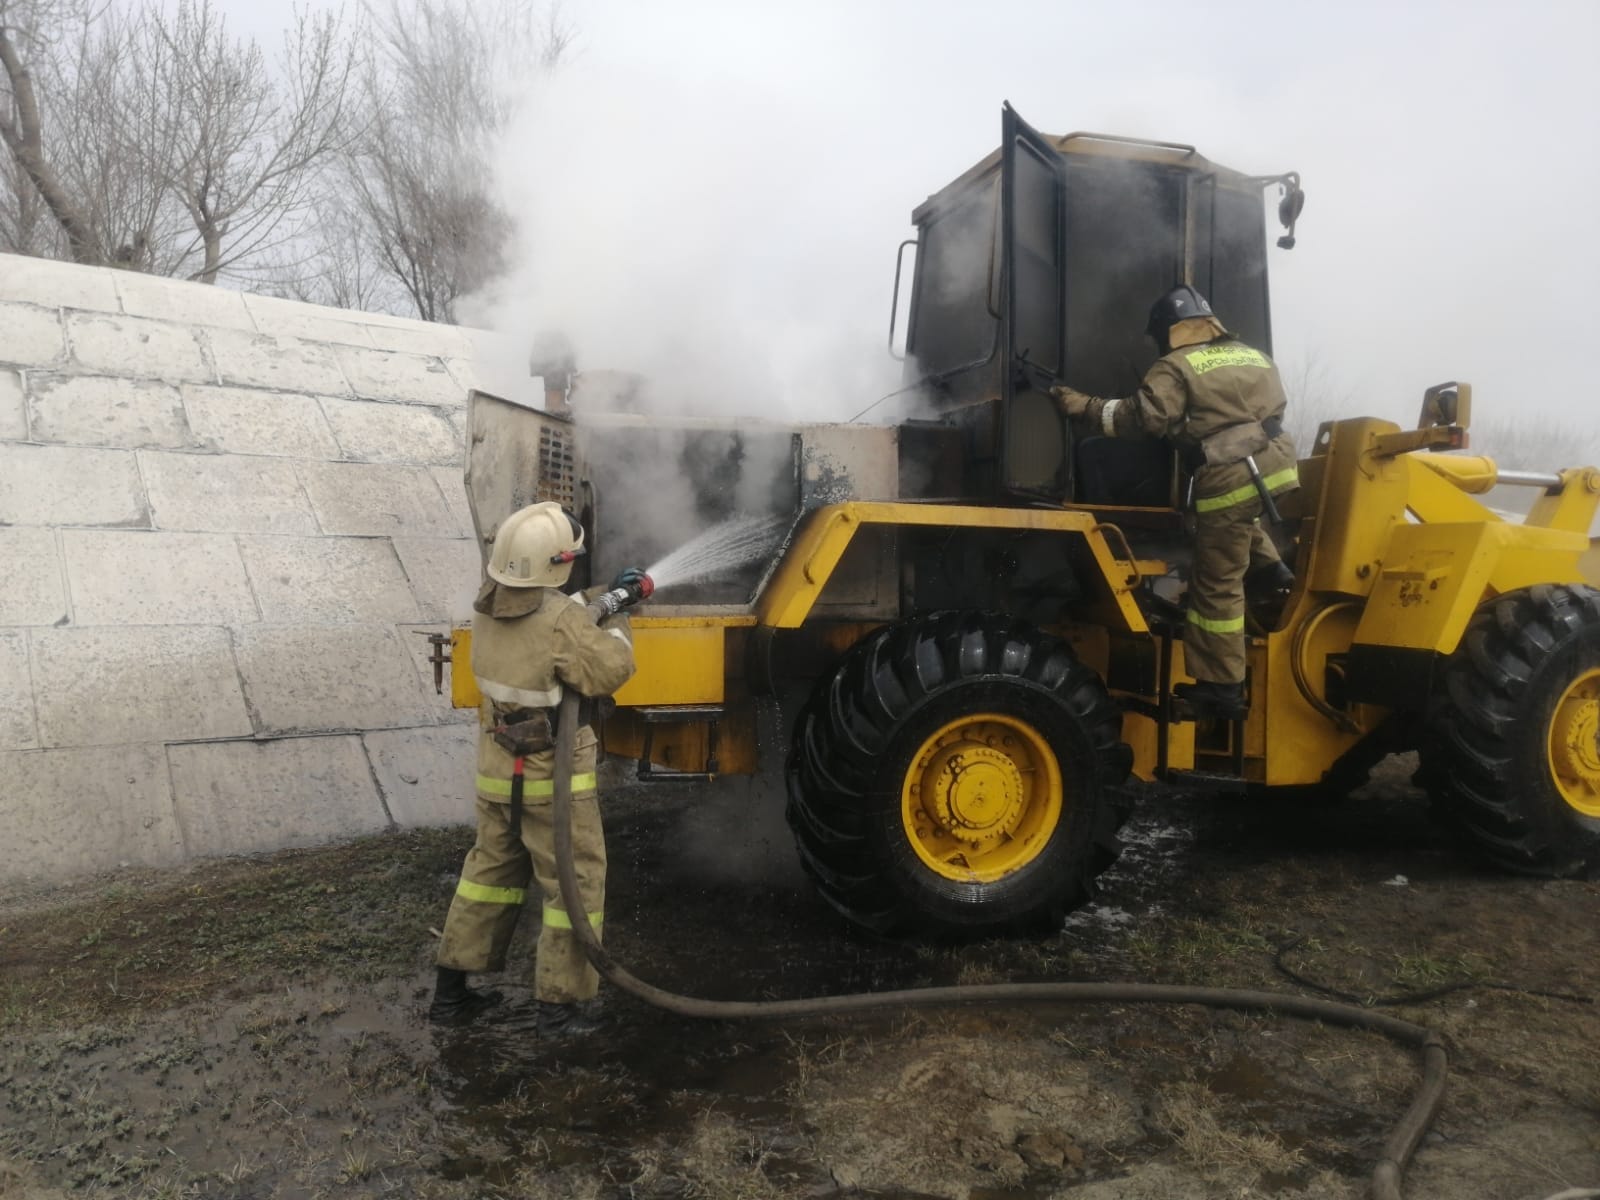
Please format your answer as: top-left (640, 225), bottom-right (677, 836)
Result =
top-left (1157, 1080), bottom-right (1304, 1183)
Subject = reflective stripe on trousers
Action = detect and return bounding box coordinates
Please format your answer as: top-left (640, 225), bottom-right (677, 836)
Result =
top-left (1187, 608), bottom-right (1245, 635)
top-left (449, 880), bottom-right (604, 935)
top-left (541, 905), bottom-right (604, 930)
top-left (455, 879), bottom-right (526, 905)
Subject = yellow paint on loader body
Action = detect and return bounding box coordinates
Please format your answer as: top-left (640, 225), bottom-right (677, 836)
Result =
top-left (756, 502), bottom-right (1149, 633)
top-left (612, 617), bottom-right (755, 707)
top-left (449, 615), bottom-right (755, 712)
top-left (447, 421), bottom-right (1600, 792)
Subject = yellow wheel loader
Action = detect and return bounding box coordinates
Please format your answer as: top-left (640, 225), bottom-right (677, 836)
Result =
top-left (451, 104), bottom-right (1600, 939)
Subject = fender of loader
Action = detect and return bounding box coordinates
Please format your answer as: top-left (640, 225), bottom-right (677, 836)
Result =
top-left (756, 500), bottom-right (1155, 635)
top-left (1308, 420), bottom-right (1600, 707)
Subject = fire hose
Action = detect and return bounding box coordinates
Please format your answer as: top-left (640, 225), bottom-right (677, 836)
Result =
top-left (550, 589), bottom-right (1449, 1200)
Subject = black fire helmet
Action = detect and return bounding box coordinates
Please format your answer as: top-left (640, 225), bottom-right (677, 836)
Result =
top-left (1146, 285), bottom-right (1217, 349)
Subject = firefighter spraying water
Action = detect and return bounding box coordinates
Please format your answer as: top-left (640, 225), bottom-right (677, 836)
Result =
top-left (430, 501), bottom-right (650, 1036)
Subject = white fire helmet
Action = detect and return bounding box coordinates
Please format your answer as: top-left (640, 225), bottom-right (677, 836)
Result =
top-left (487, 501), bottom-right (584, 589)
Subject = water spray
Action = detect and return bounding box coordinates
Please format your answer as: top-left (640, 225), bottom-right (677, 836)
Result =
top-left (642, 514), bottom-right (789, 592)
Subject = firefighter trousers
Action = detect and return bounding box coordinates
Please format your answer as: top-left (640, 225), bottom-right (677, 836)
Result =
top-left (1184, 496), bottom-right (1284, 685)
top-left (436, 791), bottom-right (607, 1004)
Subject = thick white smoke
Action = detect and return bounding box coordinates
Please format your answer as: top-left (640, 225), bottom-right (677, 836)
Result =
top-left (464, 61), bottom-right (913, 423)
top-left (461, 1), bottom-right (1597, 449)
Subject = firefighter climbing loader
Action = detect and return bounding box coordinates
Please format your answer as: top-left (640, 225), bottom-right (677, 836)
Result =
top-left (446, 104), bottom-right (1600, 939)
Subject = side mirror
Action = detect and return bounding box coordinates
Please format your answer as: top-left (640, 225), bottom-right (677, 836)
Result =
top-left (1419, 381), bottom-right (1472, 430)
top-left (1276, 176), bottom-right (1305, 250)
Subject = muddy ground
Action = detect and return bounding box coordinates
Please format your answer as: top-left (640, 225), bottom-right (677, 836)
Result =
top-left (2, 756), bottom-right (1597, 1200)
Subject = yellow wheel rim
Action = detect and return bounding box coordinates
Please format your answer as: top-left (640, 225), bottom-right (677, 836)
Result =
top-left (899, 713), bottom-right (1064, 883)
top-left (1547, 668), bottom-right (1600, 818)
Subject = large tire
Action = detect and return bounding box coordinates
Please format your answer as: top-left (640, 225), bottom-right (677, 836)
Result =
top-left (785, 612), bottom-right (1133, 938)
top-left (1419, 583), bottom-right (1600, 876)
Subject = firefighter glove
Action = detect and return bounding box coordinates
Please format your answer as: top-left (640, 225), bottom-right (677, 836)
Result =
top-left (1051, 385), bottom-right (1095, 419)
top-left (612, 566), bottom-right (649, 591)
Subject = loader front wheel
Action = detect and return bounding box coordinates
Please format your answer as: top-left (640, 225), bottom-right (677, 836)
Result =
top-left (1420, 584), bottom-right (1600, 876)
top-left (786, 612), bottom-right (1132, 938)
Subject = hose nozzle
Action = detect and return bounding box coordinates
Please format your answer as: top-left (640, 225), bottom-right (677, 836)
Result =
top-left (589, 572), bottom-right (654, 618)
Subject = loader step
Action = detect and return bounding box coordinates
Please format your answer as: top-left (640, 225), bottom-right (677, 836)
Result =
top-left (630, 705), bottom-right (725, 782)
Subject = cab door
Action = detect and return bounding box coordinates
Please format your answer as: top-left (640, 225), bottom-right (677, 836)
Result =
top-left (999, 103), bottom-right (1073, 502)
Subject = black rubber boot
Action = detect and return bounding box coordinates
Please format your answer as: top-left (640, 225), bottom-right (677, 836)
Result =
top-left (1173, 679), bottom-right (1249, 721)
top-left (428, 967), bottom-right (502, 1025)
top-left (535, 1000), bottom-right (600, 1038)
top-left (1245, 560), bottom-right (1296, 601)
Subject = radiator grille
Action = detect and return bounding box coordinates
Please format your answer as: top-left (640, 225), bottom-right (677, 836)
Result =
top-left (537, 425), bottom-right (576, 509)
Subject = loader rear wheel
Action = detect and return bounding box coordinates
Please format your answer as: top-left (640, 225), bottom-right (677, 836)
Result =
top-left (785, 612), bottom-right (1132, 938)
top-left (1420, 584), bottom-right (1600, 875)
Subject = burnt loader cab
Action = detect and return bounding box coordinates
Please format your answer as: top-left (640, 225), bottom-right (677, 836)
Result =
top-left (897, 104), bottom-right (1291, 527)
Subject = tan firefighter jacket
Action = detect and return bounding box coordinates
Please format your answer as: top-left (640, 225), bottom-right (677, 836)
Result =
top-left (471, 580), bottom-right (635, 800)
top-left (1082, 333), bottom-right (1297, 511)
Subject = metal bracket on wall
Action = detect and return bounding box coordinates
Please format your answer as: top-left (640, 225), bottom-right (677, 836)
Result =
top-left (415, 630), bottom-right (452, 694)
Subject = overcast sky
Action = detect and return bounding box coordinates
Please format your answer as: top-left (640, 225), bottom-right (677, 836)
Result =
top-left (233, 0), bottom-right (1598, 443)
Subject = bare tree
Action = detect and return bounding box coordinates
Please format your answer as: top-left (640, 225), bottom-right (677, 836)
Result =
top-left (137, 1), bottom-right (359, 283)
top-left (1, 0), bottom-right (357, 283)
top-left (52, 4), bottom-right (190, 271)
top-left (0, 128), bottom-right (55, 254)
top-left (0, 0), bottom-right (103, 262)
top-left (270, 193), bottom-right (396, 312)
top-left (323, 0), bottom-right (572, 321)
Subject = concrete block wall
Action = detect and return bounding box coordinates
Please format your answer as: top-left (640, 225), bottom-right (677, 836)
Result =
top-left (0, 253), bottom-right (528, 885)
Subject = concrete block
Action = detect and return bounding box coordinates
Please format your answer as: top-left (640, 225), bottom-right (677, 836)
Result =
top-left (62, 530), bottom-right (259, 626)
top-left (332, 343), bottom-right (463, 406)
top-left (168, 736), bottom-right (389, 858)
top-left (241, 292), bottom-right (377, 349)
top-left (65, 312), bottom-right (213, 382)
top-left (0, 368), bottom-right (25, 440)
top-left (234, 623), bottom-right (434, 735)
top-left (0, 301), bottom-right (66, 367)
top-left (362, 724), bottom-right (476, 826)
top-left (0, 630), bottom-right (38, 750)
top-left (441, 357), bottom-right (482, 398)
top-left (0, 444), bottom-right (148, 527)
top-left (181, 383), bottom-right (341, 459)
top-left (362, 320), bottom-right (471, 359)
top-left (297, 460), bottom-right (458, 537)
top-left (26, 373), bottom-right (193, 449)
top-left (30, 626), bottom-right (252, 747)
top-left (140, 450), bottom-right (318, 535)
top-left (429, 466), bottom-right (478, 539)
top-left (0, 745), bottom-right (184, 883)
top-left (0, 254), bottom-right (121, 312)
top-left (204, 326), bottom-right (350, 395)
top-left (113, 271), bottom-right (256, 332)
top-left (392, 536), bottom-right (481, 622)
top-left (321, 396), bottom-right (461, 465)
top-left (238, 535), bottom-right (420, 623)
top-left (398, 622), bottom-right (476, 724)
top-left (0, 527), bottom-right (68, 626)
